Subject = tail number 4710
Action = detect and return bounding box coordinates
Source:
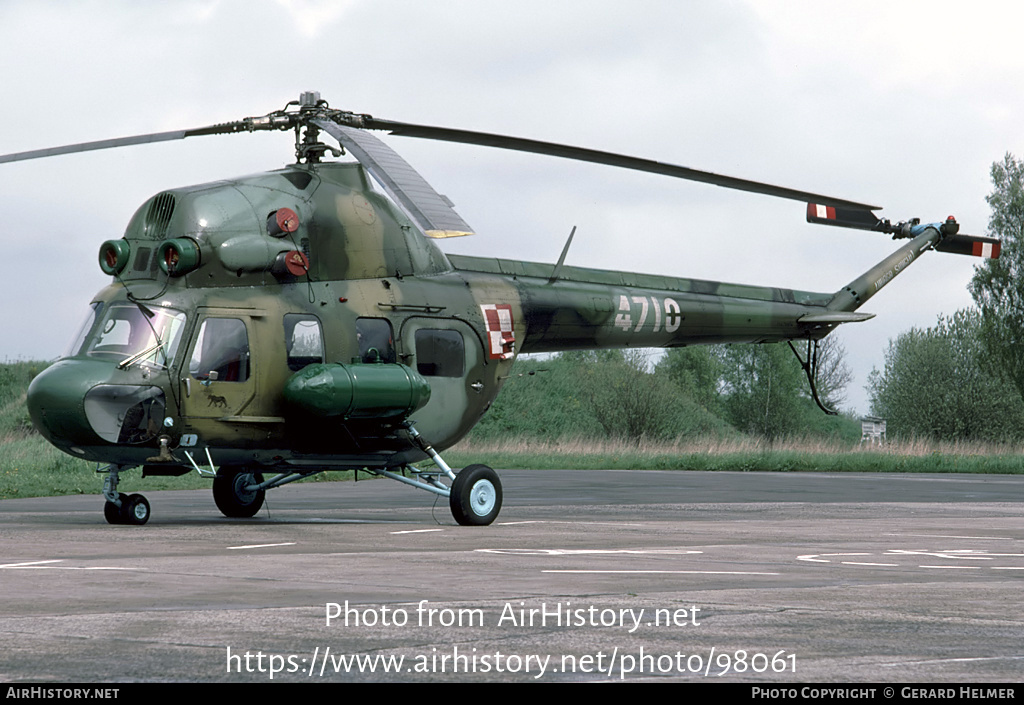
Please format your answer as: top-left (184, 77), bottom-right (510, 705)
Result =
top-left (615, 295), bottom-right (682, 334)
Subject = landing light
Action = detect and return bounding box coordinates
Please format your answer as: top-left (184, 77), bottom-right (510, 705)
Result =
top-left (98, 240), bottom-right (130, 275)
top-left (157, 237), bottom-right (201, 276)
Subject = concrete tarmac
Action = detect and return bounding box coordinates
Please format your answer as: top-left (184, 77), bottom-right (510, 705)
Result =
top-left (0, 469), bottom-right (1022, 683)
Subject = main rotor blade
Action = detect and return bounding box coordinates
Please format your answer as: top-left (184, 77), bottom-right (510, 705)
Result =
top-left (365, 118), bottom-right (881, 212)
top-left (0, 130), bottom-right (190, 164)
top-left (0, 119), bottom-right (258, 165)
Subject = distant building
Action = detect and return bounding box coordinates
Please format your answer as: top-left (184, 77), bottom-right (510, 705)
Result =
top-left (860, 416), bottom-right (887, 445)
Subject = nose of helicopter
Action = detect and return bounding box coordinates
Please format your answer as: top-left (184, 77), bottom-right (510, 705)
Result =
top-left (28, 359), bottom-right (104, 448)
top-left (27, 359), bottom-right (168, 454)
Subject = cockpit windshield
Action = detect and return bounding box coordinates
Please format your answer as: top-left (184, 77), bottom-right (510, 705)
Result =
top-left (70, 303), bottom-right (187, 369)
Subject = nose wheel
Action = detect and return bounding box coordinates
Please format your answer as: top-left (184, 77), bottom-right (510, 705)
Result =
top-left (102, 491), bottom-right (151, 526)
top-left (99, 467), bottom-right (151, 525)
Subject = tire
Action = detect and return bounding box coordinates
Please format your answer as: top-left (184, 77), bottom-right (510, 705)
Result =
top-left (103, 493), bottom-right (127, 525)
top-left (213, 467), bottom-right (265, 518)
top-left (449, 464), bottom-right (502, 526)
top-left (121, 493), bottom-right (151, 525)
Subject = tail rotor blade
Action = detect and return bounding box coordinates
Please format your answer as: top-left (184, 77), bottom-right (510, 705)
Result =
top-left (934, 233), bottom-right (1001, 259)
top-left (806, 202), bottom-right (883, 231)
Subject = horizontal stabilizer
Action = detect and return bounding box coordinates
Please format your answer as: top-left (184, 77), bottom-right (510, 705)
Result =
top-left (798, 311), bottom-right (875, 324)
top-left (934, 234), bottom-right (1001, 259)
top-left (806, 203), bottom-right (880, 231)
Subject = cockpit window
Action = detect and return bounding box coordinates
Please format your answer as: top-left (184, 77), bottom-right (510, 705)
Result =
top-left (79, 304), bottom-right (187, 369)
top-left (64, 302), bottom-right (103, 358)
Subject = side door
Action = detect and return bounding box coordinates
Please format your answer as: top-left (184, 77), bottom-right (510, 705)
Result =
top-left (179, 308), bottom-right (264, 440)
top-left (399, 317), bottom-right (487, 446)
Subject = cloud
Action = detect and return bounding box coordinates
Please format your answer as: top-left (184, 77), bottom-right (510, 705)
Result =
top-left (273, 0), bottom-right (359, 37)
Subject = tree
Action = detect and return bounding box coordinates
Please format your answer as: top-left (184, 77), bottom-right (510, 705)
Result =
top-left (468, 354), bottom-right (595, 440)
top-left (656, 346), bottom-right (723, 412)
top-left (575, 349), bottom-right (682, 445)
top-left (867, 309), bottom-right (1024, 441)
top-left (718, 343), bottom-right (805, 441)
top-left (867, 327), bottom-right (949, 439)
top-left (969, 153), bottom-right (1024, 401)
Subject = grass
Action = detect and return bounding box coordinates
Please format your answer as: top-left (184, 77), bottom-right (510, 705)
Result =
top-left (444, 435), bottom-right (1024, 474)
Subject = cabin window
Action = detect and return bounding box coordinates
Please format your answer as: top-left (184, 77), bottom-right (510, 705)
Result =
top-left (414, 329), bottom-right (464, 377)
top-left (357, 318), bottom-right (396, 363)
top-left (189, 318), bottom-right (250, 382)
top-left (284, 314), bottom-right (324, 371)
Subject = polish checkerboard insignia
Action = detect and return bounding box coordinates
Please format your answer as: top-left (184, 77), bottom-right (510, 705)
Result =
top-left (481, 304), bottom-right (515, 360)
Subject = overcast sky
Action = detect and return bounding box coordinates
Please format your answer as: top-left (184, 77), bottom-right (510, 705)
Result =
top-left (1, 0), bottom-right (1022, 415)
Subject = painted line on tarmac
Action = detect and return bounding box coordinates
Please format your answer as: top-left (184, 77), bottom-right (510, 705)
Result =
top-left (799, 553), bottom-right (869, 563)
top-left (542, 569), bottom-right (780, 575)
top-left (391, 529), bottom-right (444, 535)
top-left (227, 542), bottom-right (297, 550)
top-left (882, 655), bottom-right (1024, 667)
top-left (477, 548), bottom-right (702, 556)
top-left (282, 518), bottom-right (415, 524)
top-left (888, 549), bottom-right (1018, 560)
top-left (498, 520), bottom-right (645, 527)
top-left (0, 559), bottom-right (135, 571)
top-left (800, 549), bottom-right (1024, 571)
top-left (896, 533), bottom-right (1015, 541)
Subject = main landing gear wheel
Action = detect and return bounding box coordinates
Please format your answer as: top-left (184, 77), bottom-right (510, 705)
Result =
top-left (213, 467), bottom-right (265, 518)
top-left (103, 492), bottom-right (127, 525)
top-left (449, 464), bottom-right (502, 526)
top-left (103, 492), bottom-right (150, 525)
top-left (122, 493), bottom-right (150, 525)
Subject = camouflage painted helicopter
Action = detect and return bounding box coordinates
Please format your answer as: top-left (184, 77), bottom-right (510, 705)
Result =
top-left (8, 92), bottom-right (999, 527)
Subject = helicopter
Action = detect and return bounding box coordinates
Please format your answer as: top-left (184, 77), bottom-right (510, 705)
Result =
top-left (9, 91), bottom-right (999, 527)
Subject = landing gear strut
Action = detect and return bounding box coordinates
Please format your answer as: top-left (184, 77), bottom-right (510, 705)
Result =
top-left (398, 423), bottom-right (503, 526)
top-left (100, 466), bottom-right (151, 525)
